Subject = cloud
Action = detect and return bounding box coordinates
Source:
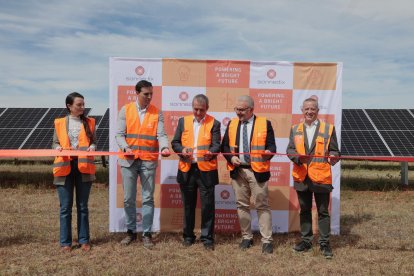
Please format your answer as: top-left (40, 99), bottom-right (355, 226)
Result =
top-left (0, 0), bottom-right (413, 114)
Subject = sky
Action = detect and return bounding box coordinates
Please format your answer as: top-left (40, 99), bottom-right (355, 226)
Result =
top-left (0, 0), bottom-right (413, 115)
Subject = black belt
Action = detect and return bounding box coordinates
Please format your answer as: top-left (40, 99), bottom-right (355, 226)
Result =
top-left (239, 164), bottom-right (251, 169)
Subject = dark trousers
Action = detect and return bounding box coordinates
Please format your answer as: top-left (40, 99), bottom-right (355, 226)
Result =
top-left (56, 160), bottom-right (92, 246)
top-left (179, 164), bottom-right (215, 245)
top-left (296, 190), bottom-right (330, 244)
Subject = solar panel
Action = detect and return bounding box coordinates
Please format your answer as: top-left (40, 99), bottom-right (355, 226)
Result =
top-left (365, 109), bottom-right (414, 130)
top-left (21, 129), bottom-right (54, 149)
top-left (0, 129), bottom-right (33, 149)
top-left (0, 108), bottom-right (48, 128)
top-left (96, 128), bottom-right (109, 151)
top-left (379, 131), bottom-right (414, 156)
top-left (342, 109), bottom-right (374, 131)
top-left (90, 116), bottom-right (103, 127)
top-left (0, 108), bottom-right (5, 116)
top-left (37, 108), bottom-right (91, 128)
top-left (341, 130), bottom-right (391, 156)
top-left (98, 109), bottom-right (109, 128)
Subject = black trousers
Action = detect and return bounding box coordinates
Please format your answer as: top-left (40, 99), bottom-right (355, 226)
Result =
top-left (296, 190), bottom-right (331, 244)
top-left (179, 164), bottom-right (215, 244)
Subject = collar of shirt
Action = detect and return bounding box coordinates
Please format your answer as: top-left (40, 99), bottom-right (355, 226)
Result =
top-left (243, 115), bottom-right (254, 125)
top-left (304, 119), bottom-right (318, 128)
top-left (136, 101), bottom-right (147, 112)
top-left (193, 116), bottom-right (206, 124)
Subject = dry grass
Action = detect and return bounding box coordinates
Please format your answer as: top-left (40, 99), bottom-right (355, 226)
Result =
top-left (1, 188), bottom-right (414, 274)
top-left (1, 160), bottom-right (414, 275)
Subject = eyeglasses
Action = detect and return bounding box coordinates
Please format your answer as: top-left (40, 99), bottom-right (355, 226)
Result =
top-left (234, 107), bottom-right (251, 113)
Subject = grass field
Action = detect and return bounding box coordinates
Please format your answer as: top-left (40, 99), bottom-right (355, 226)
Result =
top-left (1, 160), bottom-right (413, 275)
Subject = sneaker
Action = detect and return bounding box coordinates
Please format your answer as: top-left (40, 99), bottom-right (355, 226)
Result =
top-left (182, 239), bottom-right (194, 247)
top-left (262, 243), bottom-right (273, 254)
top-left (239, 239), bottom-right (253, 250)
top-left (293, 241), bottom-right (312, 252)
top-left (142, 234), bottom-right (154, 249)
top-left (204, 243), bottom-right (215, 251)
top-left (320, 243), bottom-right (333, 259)
top-left (120, 230), bottom-right (137, 246)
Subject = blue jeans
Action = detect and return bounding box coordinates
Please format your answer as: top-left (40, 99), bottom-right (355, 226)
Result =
top-left (57, 159), bottom-right (92, 246)
top-left (121, 159), bottom-right (156, 235)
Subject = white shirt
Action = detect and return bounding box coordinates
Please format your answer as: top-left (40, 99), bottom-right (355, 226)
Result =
top-left (136, 101), bottom-right (147, 125)
top-left (305, 120), bottom-right (318, 149)
top-left (239, 115), bottom-right (254, 164)
top-left (192, 116), bottom-right (205, 162)
top-left (68, 116), bottom-right (82, 149)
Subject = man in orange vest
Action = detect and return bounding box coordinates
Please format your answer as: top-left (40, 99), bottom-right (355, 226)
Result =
top-left (171, 94), bottom-right (221, 250)
top-left (287, 97), bottom-right (340, 259)
top-left (221, 95), bottom-right (276, 254)
top-left (116, 80), bottom-right (171, 248)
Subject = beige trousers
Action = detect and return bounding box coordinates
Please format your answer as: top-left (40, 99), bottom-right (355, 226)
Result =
top-left (231, 167), bottom-right (273, 243)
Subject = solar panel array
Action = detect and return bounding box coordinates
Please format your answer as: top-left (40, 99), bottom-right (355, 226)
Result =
top-left (341, 109), bottom-right (414, 156)
top-left (0, 108), bottom-right (413, 157)
top-left (95, 109), bottom-right (109, 151)
top-left (0, 108), bottom-right (91, 150)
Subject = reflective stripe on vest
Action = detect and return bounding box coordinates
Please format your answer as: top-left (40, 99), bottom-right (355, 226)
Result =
top-left (291, 121), bottom-right (333, 184)
top-left (53, 117), bottom-right (96, 177)
top-left (226, 117), bottom-right (270, 173)
top-left (178, 115), bottom-right (217, 172)
top-left (118, 102), bottom-right (159, 161)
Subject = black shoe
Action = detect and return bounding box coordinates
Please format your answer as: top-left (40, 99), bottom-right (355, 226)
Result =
top-left (120, 230), bottom-right (137, 246)
top-left (293, 241), bottom-right (312, 252)
top-left (239, 239), bottom-right (253, 250)
top-left (204, 243), bottom-right (215, 251)
top-left (182, 239), bottom-right (194, 247)
top-left (262, 243), bottom-right (273, 254)
top-left (320, 243), bottom-right (333, 259)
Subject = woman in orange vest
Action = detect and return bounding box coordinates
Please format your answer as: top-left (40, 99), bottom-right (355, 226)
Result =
top-left (52, 92), bottom-right (96, 253)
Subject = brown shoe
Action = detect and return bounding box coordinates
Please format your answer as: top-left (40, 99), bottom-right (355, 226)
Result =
top-left (61, 246), bottom-right (71, 253)
top-left (81, 243), bottom-right (91, 252)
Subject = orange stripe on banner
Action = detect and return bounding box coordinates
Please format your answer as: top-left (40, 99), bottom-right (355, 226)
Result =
top-left (0, 149), bottom-right (413, 162)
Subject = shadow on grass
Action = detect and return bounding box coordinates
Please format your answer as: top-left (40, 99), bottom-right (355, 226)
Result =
top-left (341, 176), bottom-right (413, 191)
top-left (335, 213), bottom-right (373, 248)
top-left (0, 170), bottom-right (108, 188)
top-left (0, 234), bottom-right (37, 248)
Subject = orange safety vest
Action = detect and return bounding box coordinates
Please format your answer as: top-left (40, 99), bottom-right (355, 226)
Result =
top-left (291, 121), bottom-right (334, 184)
top-left (53, 117), bottom-right (96, 177)
top-left (226, 117), bottom-right (270, 173)
top-left (118, 102), bottom-right (159, 161)
top-left (178, 115), bottom-right (217, 172)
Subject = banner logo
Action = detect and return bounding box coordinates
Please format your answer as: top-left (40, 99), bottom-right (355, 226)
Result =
top-left (179, 91), bottom-right (189, 101)
top-left (220, 189), bottom-right (230, 200)
top-left (178, 65), bottom-right (190, 81)
top-left (222, 117), bottom-right (231, 127)
top-left (136, 212), bottom-right (142, 223)
top-left (135, 66), bottom-right (145, 76)
top-left (307, 69), bottom-right (322, 85)
top-left (267, 69), bottom-right (276, 79)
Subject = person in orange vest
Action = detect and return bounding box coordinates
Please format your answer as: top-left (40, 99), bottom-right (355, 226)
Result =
top-left (116, 80), bottom-right (171, 248)
top-left (221, 95), bottom-right (276, 254)
top-left (52, 92), bottom-right (96, 253)
top-left (287, 97), bottom-right (340, 259)
top-left (171, 94), bottom-right (221, 250)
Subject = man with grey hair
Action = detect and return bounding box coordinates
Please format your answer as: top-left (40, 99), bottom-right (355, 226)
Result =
top-left (221, 95), bottom-right (276, 254)
top-left (287, 97), bottom-right (340, 259)
top-left (171, 94), bottom-right (221, 250)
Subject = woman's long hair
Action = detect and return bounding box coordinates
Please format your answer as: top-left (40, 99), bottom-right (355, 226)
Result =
top-left (65, 92), bottom-right (93, 145)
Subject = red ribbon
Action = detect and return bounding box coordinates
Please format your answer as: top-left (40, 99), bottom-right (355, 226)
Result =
top-left (0, 149), bottom-right (412, 162)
